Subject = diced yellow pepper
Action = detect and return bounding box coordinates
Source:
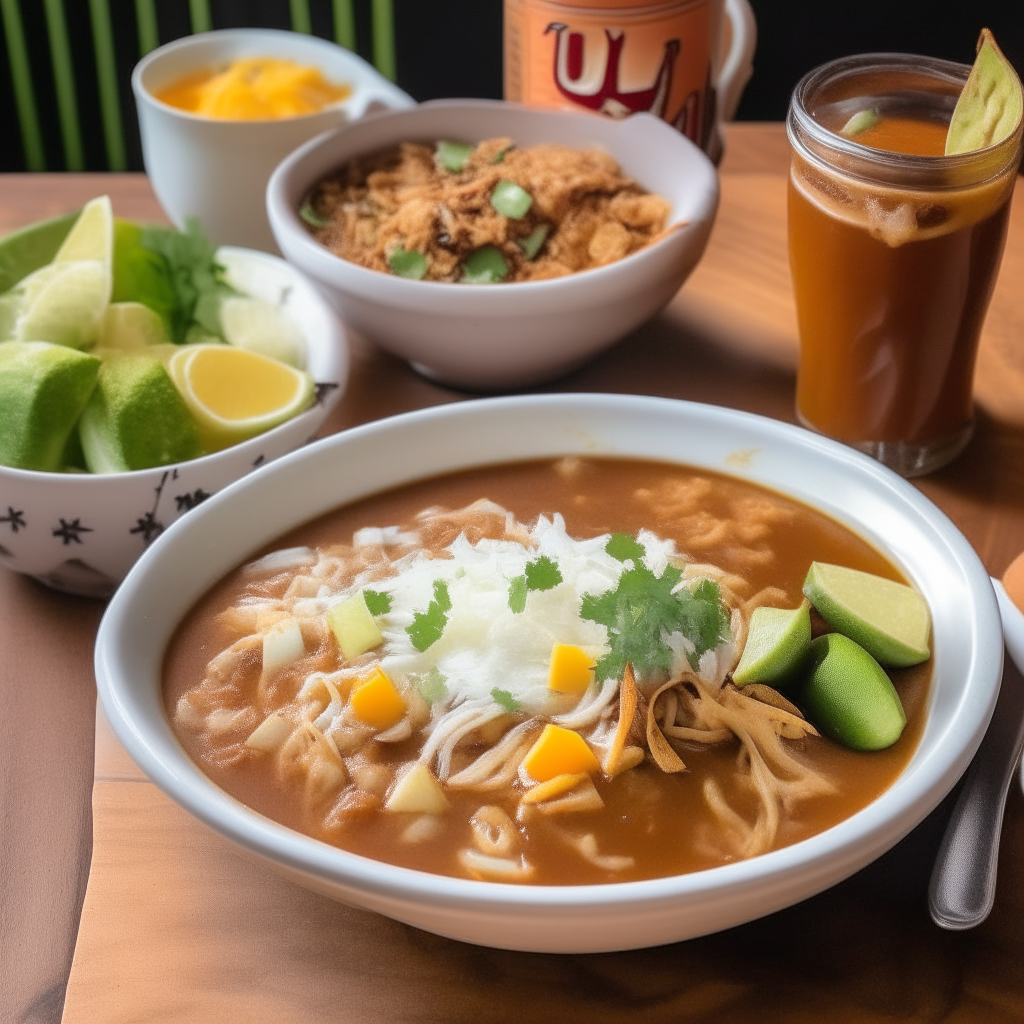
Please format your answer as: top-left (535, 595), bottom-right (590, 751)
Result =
top-left (327, 591), bottom-right (384, 661)
top-left (547, 643), bottom-right (596, 694)
top-left (520, 772), bottom-right (587, 805)
top-left (522, 724), bottom-right (599, 782)
top-left (349, 667), bottom-right (406, 731)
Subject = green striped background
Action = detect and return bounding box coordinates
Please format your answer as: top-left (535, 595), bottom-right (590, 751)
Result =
top-left (0, 0), bottom-right (396, 171)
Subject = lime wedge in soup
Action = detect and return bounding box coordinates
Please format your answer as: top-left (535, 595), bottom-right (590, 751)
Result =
top-left (800, 633), bottom-right (907, 751)
top-left (802, 562), bottom-right (930, 667)
top-left (733, 601), bottom-right (812, 689)
top-left (946, 28), bottom-right (1023, 154)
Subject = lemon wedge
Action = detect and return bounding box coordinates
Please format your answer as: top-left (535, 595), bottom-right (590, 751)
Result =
top-left (169, 344), bottom-right (314, 450)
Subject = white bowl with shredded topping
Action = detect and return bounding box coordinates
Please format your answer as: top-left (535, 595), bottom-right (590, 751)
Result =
top-left (266, 100), bottom-right (719, 390)
top-left (95, 394), bottom-right (1002, 951)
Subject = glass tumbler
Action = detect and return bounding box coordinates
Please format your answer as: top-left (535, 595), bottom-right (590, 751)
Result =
top-left (787, 54), bottom-right (1022, 477)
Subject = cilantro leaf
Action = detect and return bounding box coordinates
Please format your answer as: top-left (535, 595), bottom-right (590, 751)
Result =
top-left (525, 555), bottom-right (562, 591)
top-left (140, 218), bottom-right (234, 342)
top-left (606, 532), bottom-right (646, 562)
top-left (417, 667), bottom-right (448, 704)
top-left (362, 589), bottom-right (391, 616)
top-left (581, 565), bottom-right (730, 681)
top-left (491, 687), bottom-right (521, 712)
top-left (508, 575), bottom-right (528, 614)
top-left (508, 556), bottom-right (563, 612)
top-left (407, 580), bottom-right (452, 652)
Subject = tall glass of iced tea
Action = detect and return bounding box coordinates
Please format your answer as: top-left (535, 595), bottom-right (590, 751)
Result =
top-left (787, 54), bottom-right (1022, 476)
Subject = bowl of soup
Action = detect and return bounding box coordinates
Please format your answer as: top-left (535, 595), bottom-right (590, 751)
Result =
top-left (266, 100), bottom-right (719, 389)
top-left (94, 394), bottom-right (1002, 951)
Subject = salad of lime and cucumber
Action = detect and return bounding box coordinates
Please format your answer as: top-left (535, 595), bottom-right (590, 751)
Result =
top-left (0, 196), bottom-right (316, 474)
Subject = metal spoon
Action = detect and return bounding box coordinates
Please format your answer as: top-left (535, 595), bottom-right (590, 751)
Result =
top-left (928, 581), bottom-right (1024, 930)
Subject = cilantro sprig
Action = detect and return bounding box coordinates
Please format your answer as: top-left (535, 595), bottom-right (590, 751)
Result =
top-left (508, 555), bottom-right (563, 613)
top-left (417, 667), bottom-right (448, 704)
top-left (140, 218), bottom-right (234, 341)
top-left (581, 560), bottom-right (730, 681)
top-left (491, 687), bottom-right (521, 712)
top-left (362, 589), bottom-right (392, 615)
top-left (407, 580), bottom-right (452, 652)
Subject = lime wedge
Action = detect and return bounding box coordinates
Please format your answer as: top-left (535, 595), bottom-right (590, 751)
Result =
top-left (219, 295), bottom-right (306, 369)
top-left (733, 601), bottom-right (812, 689)
top-left (803, 562), bottom-right (930, 667)
top-left (946, 29), bottom-right (1023, 155)
top-left (99, 302), bottom-right (171, 350)
top-left (800, 633), bottom-right (906, 751)
top-left (0, 341), bottom-right (100, 470)
top-left (14, 259), bottom-right (111, 349)
top-left (54, 196), bottom-right (113, 268)
top-left (79, 351), bottom-right (202, 473)
top-left (0, 210), bottom-right (77, 293)
top-left (168, 344), bottom-right (314, 451)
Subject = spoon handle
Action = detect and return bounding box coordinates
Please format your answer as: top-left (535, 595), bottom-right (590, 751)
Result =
top-left (929, 650), bottom-right (1023, 930)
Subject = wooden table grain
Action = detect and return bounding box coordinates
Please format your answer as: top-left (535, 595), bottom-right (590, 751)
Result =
top-left (1, 123), bottom-right (1023, 1023)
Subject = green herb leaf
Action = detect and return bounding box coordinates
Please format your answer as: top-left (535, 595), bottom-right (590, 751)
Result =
top-left (388, 246), bottom-right (428, 280)
top-left (581, 565), bottom-right (730, 681)
top-left (417, 667), bottom-right (448, 704)
top-left (491, 687), bottom-right (521, 712)
top-left (461, 245), bottom-right (508, 284)
top-left (491, 180), bottom-right (533, 219)
top-left (362, 589), bottom-right (392, 616)
top-left (436, 140), bottom-right (473, 172)
top-left (508, 575), bottom-right (528, 614)
top-left (490, 144), bottom-right (512, 164)
top-left (525, 555), bottom-right (562, 591)
top-left (407, 579), bottom-right (452, 652)
top-left (606, 533), bottom-right (645, 562)
top-left (508, 555), bottom-right (563, 613)
top-left (140, 218), bottom-right (233, 342)
top-left (517, 224), bottom-right (549, 260)
top-left (299, 199), bottom-right (330, 228)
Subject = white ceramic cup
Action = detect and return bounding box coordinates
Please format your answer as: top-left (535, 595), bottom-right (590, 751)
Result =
top-left (132, 29), bottom-right (413, 252)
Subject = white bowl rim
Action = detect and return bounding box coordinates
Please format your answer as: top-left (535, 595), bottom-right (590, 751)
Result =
top-left (132, 27), bottom-right (388, 125)
top-left (0, 244), bottom-right (347, 484)
top-left (95, 393), bottom-right (1002, 916)
top-left (266, 98), bottom-right (720, 295)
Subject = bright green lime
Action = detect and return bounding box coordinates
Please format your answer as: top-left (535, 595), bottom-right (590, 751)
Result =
top-left (99, 302), bottom-right (171, 350)
top-left (0, 341), bottom-right (100, 470)
top-left (733, 601), bottom-right (811, 689)
top-left (0, 211), bottom-right (77, 293)
top-left (800, 633), bottom-right (906, 751)
top-left (14, 260), bottom-right (110, 349)
top-left (840, 108), bottom-right (880, 137)
top-left (78, 351), bottom-right (201, 473)
top-left (462, 246), bottom-right (508, 284)
top-left (802, 562), bottom-right (930, 667)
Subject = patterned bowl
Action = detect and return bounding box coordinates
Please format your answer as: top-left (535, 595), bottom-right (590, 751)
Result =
top-left (0, 247), bottom-right (348, 597)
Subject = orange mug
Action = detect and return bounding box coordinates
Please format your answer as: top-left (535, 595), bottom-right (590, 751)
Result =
top-left (504, 0), bottom-right (755, 160)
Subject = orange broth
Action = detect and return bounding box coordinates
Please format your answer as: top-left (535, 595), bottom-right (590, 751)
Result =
top-left (164, 459), bottom-right (930, 884)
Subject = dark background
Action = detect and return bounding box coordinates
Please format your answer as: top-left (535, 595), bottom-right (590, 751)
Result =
top-left (0, 0), bottom-right (1021, 171)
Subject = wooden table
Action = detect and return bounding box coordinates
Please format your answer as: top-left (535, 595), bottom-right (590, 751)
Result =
top-left (3, 123), bottom-right (1024, 1023)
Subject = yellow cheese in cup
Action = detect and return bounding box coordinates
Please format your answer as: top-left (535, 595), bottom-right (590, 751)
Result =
top-left (156, 57), bottom-right (350, 120)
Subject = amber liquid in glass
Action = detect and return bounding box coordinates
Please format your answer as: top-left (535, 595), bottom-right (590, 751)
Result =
top-left (790, 105), bottom-right (1014, 451)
